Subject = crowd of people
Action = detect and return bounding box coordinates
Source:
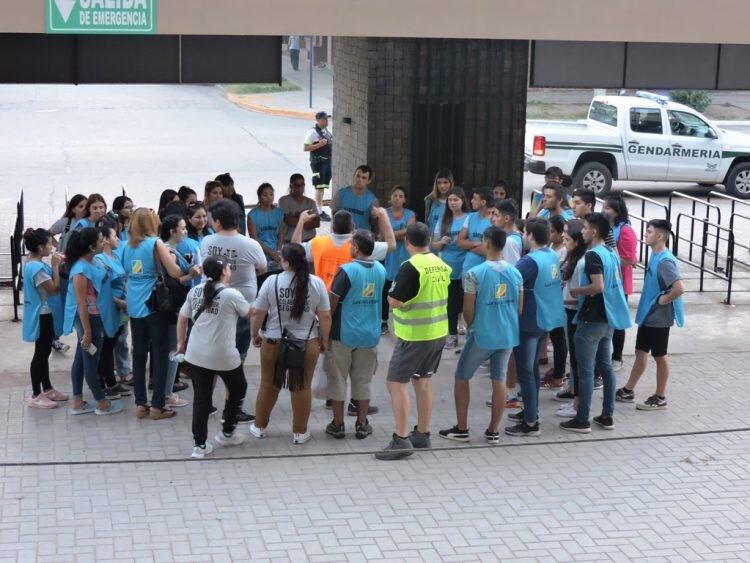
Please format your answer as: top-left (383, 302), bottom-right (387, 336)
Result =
top-left (20, 165), bottom-right (685, 460)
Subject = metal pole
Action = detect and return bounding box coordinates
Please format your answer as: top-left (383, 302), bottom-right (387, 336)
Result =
top-left (309, 35), bottom-right (314, 109)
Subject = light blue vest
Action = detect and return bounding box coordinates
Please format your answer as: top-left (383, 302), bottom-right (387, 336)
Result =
top-left (337, 186), bottom-right (376, 230)
top-left (538, 208), bottom-right (574, 221)
top-left (63, 259), bottom-right (119, 337)
top-left (635, 250), bottom-right (685, 327)
top-left (119, 226), bottom-right (129, 242)
top-left (461, 212), bottom-right (492, 275)
top-left (578, 245), bottom-right (632, 330)
top-left (426, 199), bottom-right (446, 240)
top-left (249, 207), bottom-right (284, 250)
top-left (438, 216), bottom-right (468, 281)
top-left (527, 247), bottom-right (566, 331)
top-left (339, 260), bottom-right (386, 348)
top-left (95, 252), bottom-right (128, 332)
top-left (22, 261), bottom-right (63, 342)
top-left (120, 237), bottom-right (158, 319)
top-left (384, 207), bottom-right (414, 280)
top-left (468, 261), bottom-right (522, 350)
top-left (176, 237), bottom-right (201, 287)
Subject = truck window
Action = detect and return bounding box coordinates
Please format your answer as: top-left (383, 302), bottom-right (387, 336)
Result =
top-left (630, 108), bottom-right (663, 135)
top-left (668, 110), bottom-right (711, 137)
top-left (589, 101), bottom-right (617, 127)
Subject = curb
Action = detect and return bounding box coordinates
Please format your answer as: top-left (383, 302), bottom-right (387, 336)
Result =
top-left (225, 93), bottom-right (315, 121)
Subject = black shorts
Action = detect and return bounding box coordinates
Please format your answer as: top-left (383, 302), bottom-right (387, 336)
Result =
top-left (635, 325), bottom-right (670, 358)
top-left (387, 337), bottom-right (446, 383)
top-left (311, 159), bottom-right (332, 189)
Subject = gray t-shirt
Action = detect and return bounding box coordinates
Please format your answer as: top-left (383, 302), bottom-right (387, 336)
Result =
top-left (563, 259), bottom-right (585, 311)
top-left (34, 268), bottom-right (52, 314)
top-left (278, 195), bottom-right (318, 242)
top-left (200, 232), bottom-right (267, 303)
top-left (253, 271), bottom-right (330, 340)
top-left (49, 217), bottom-right (72, 236)
top-left (643, 259), bottom-right (681, 328)
top-left (180, 283), bottom-right (251, 371)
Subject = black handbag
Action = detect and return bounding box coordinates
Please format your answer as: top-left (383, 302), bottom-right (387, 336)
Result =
top-left (148, 242), bottom-right (189, 315)
top-left (273, 275), bottom-right (315, 391)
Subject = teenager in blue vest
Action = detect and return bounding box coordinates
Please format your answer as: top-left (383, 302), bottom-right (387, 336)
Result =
top-left (440, 227), bottom-right (523, 444)
top-left (424, 169), bottom-right (454, 244)
top-left (617, 219), bottom-right (685, 411)
top-left (94, 224), bottom-right (131, 400)
top-left (331, 165), bottom-right (380, 230)
top-left (186, 203), bottom-right (214, 244)
top-left (535, 183), bottom-right (575, 221)
top-left (505, 219), bottom-right (566, 437)
top-left (458, 187), bottom-right (494, 276)
top-left (431, 187), bottom-right (469, 349)
top-left (21, 228), bottom-right (68, 409)
top-left (111, 195), bottom-right (134, 242)
top-left (247, 182), bottom-right (286, 272)
top-left (73, 193), bottom-right (107, 231)
top-left (382, 186), bottom-right (415, 330)
top-left (562, 212), bottom-right (631, 433)
top-left (62, 227), bottom-right (123, 416)
top-left (120, 208), bottom-right (190, 420)
top-left (326, 230), bottom-right (387, 440)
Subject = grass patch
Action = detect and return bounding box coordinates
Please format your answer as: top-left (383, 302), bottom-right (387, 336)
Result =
top-left (222, 80), bottom-right (302, 95)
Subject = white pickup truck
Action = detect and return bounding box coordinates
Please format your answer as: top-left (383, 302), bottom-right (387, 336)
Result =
top-left (525, 92), bottom-right (750, 198)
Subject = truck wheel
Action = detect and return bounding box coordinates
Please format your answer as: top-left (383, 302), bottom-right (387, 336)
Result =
top-left (726, 163), bottom-right (750, 199)
top-left (572, 162), bottom-right (613, 197)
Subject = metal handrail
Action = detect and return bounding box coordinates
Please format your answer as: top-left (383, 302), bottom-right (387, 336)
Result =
top-left (673, 212), bottom-right (734, 304)
top-left (707, 190), bottom-right (750, 222)
top-left (729, 212), bottom-right (750, 269)
top-left (10, 188), bottom-right (24, 321)
top-left (668, 191), bottom-right (722, 263)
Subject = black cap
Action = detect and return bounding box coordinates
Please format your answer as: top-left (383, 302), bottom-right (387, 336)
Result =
top-left (315, 111), bottom-right (330, 120)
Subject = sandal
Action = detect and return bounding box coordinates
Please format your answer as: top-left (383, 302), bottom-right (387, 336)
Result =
top-left (120, 374), bottom-right (134, 385)
top-left (150, 407), bottom-right (176, 420)
top-left (541, 378), bottom-right (565, 390)
top-left (135, 405), bottom-right (150, 419)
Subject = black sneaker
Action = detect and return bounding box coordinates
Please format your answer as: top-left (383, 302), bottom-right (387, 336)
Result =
top-left (636, 394), bottom-right (668, 411)
top-left (593, 376), bottom-right (604, 390)
top-left (380, 321), bottom-right (389, 335)
top-left (507, 410), bottom-right (525, 422)
top-left (504, 422), bottom-right (541, 437)
top-left (559, 418), bottom-right (591, 433)
top-left (484, 429), bottom-right (500, 444)
top-left (355, 420), bottom-right (373, 439)
top-left (553, 390), bottom-right (575, 402)
top-left (348, 399), bottom-right (378, 416)
top-left (104, 387), bottom-right (122, 400)
top-left (209, 406), bottom-right (218, 417)
top-left (438, 425), bottom-right (470, 443)
top-left (319, 210), bottom-right (332, 222)
top-left (109, 383), bottom-right (132, 397)
top-left (615, 387), bottom-right (635, 403)
top-left (325, 399), bottom-right (332, 410)
top-left (172, 381), bottom-right (189, 393)
top-left (325, 420), bottom-right (346, 439)
top-left (228, 410), bottom-right (254, 424)
top-left (374, 434), bottom-right (414, 460)
top-left (593, 414), bottom-right (614, 430)
top-left (409, 426), bottom-right (431, 449)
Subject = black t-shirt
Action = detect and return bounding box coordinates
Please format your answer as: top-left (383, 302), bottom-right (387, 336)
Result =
top-left (388, 259), bottom-right (421, 304)
top-left (329, 260), bottom-right (376, 341)
top-left (578, 251), bottom-right (608, 323)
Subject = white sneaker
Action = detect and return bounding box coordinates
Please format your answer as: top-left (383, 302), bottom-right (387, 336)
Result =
top-left (191, 442), bottom-right (214, 459)
top-left (248, 422), bottom-right (267, 438)
top-left (612, 360), bottom-right (624, 372)
top-left (292, 431), bottom-right (311, 444)
top-left (556, 402), bottom-right (577, 418)
top-left (27, 394), bottom-right (58, 409)
top-left (214, 431), bottom-right (245, 447)
top-left (444, 336), bottom-right (458, 350)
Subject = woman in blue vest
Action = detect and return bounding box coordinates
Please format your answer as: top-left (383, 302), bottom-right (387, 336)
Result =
top-left (94, 223), bottom-right (131, 399)
top-left (186, 203), bottom-right (214, 243)
top-left (431, 187), bottom-right (469, 349)
top-left (73, 193), bottom-right (108, 231)
top-left (505, 218), bottom-right (566, 438)
top-left (22, 228), bottom-right (68, 409)
top-left (424, 169), bottom-right (454, 242)
top-left (247, 183), bottom-right (286, 272)
top-left (563, 212), bottom-right (631, 434)
top-left (382, 186), bottom-right (415, 330)
top-left (62, 227), bottom-right (123, 416)
top-left (120, 208), bottom-right (192, 420)
top-left (160, 214), bottom-right (202, 408)
top-left (111, 195), bottom-right (134, 242)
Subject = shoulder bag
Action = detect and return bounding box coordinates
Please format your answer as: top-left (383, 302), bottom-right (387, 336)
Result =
top-left (273, 275), bottom-right (315, 391)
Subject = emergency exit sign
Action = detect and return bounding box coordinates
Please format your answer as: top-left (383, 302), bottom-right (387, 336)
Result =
top-left (46, 0), bottom-right (157, 34)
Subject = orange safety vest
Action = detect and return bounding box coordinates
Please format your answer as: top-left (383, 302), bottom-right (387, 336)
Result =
top-left (310, 236), bottom-right (353, 289)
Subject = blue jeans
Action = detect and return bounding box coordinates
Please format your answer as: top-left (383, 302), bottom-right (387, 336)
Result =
top-left (114, 323), bottom-right (131, 376)
top-left (513, 331), bottom-right (546, 425)
top-left (236, 316), bottom-right (251, 360)
top-left (455, 333), bottom-right (512, 381)
top-left (574, 321), bottom-right (616, 422)
top-left (72, 315), bottom-right (106, 401)
top-left (131, 313), bottom-right (170, 409)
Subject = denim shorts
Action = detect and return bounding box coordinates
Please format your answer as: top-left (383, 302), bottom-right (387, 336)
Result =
top-left (455, 333), bottom-right (512, 382)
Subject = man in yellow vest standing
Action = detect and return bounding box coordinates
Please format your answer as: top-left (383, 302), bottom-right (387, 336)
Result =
top-left (376, 223), bottom-right (451, 460)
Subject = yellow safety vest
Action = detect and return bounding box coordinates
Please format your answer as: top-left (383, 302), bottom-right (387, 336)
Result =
top-left (392, 252), bottom-right (451, 341)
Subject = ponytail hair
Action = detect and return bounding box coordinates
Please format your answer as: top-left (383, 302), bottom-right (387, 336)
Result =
top-left (65, 227), bottom-right (99, 265)
top-left (281, 243), bottom-right (309, 320)
top-left (23, 228), bottom-right (51, 253)
top-left (199, 255), bottom-right (227, 313)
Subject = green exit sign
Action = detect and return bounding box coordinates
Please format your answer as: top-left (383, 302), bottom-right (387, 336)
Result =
top-left (46, 0), bottom-right (157, 34)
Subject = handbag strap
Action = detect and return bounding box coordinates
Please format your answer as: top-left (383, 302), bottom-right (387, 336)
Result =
top-left (193, 286), bottom-right (225, 323)
top-left (275, 274), bottom-right (316, 340)
top-left (151, 238), bottom-right (165, 278)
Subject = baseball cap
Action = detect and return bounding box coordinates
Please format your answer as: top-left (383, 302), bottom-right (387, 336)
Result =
top-left (315, 111), bottom-right (331, 120)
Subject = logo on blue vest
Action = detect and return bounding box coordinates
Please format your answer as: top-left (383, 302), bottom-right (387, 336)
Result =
top-left (495, 283), bottom-right (507, 299)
